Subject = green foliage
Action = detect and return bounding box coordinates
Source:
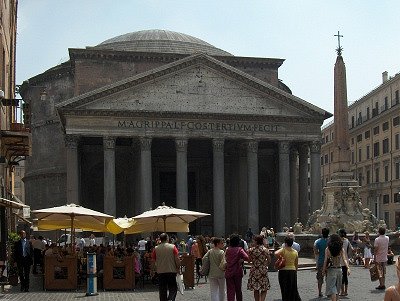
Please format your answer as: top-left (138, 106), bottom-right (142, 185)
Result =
top-left (7, 232), bottom-right (19, 275)
top-left (8, 232), bottom-right (19, 243)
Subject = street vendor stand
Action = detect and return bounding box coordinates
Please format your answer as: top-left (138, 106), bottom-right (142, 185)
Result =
top-left (44, 255), bottom-right (77, 290)
top-left (103, 256), bottom-right (134, 290)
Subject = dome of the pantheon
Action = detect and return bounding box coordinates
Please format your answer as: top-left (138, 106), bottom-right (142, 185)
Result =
top-left (94, 29), bottom-right (232, 56)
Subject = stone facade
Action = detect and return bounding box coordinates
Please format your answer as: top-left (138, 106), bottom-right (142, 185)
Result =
top-left (20, 30), bottom-right (330, 235)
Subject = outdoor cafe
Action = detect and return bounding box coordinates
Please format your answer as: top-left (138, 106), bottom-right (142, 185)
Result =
top-left (30, 203), bottom-right (209, 292)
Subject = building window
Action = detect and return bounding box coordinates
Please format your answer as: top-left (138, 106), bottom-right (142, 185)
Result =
top-left (358, 112), bottom-right (362, 125)
top-left (325, 135), bottom-right (329, 143)
top-left (357, 134), bottom-right (362, 142)
top-left (366, 170), bottom-right (370, 184)
top-left (365, 130), bottom-right (370, 139)
top-left (358, 148), bottom-right (362, 162)
top-left (395, 90), bottom-right (399, 104)
top-left (382, 121), bottom-right (389, 131)
top-left (375, 168), bottom-right (380, 182)
top-left (394, 116), bottom-right (400, 127)
top-left (366, 107), bottom-right (370, 120)
top-left (384, 165), bottom-right (389, 182)
top-left (324, 154), bottom-right (329, 164)
top-left (383, 194), bottom-right (390, 204)
top-left (373, 126), bottom-right (379, 135)
top-left (373, 102), bottom-right (379, 117)
top-left (385, 97), bottom-right (389, 110)
top-left (394, 193), bottom-right (400, 203)
top-left (358, 173), bottom-right (362, 186)
top-left (396, 162), bottom-right (400, 180)
top-left (366, 145), bottom-right (370, 159)
top-left (351, 151), bottom-right (355, 164)
top-left (396, 134), bottom-right (399, 150)
top-left (373, 142), bottom-right (380, 157)
top-left (330, 152), bottom-right (333, 162)
top-left (351, 116), bottom-right (355, 128)
top-left (383, 138), bottom-right (389, 154)
top-left (384, 212), bottom-right (390, 225)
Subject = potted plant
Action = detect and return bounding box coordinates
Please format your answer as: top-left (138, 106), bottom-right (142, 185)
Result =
top-left (7, 232), bottom-right (20, 286)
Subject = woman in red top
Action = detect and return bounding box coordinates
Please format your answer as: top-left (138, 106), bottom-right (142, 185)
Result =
top-left (225, 234), bottom-right (249, 301)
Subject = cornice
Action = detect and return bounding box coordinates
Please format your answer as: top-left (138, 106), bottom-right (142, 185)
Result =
top-left (59, 108), bottom-right (323, 124)
top-left (69, 48), bottom-right (284, 68)
top-left (21, 62), bottom-right (73, 87)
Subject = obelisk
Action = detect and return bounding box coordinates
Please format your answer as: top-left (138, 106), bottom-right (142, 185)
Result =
top-left (306, 32), bottom-right (378, 234)
top-left (328, 31), bottom-right (357, 186)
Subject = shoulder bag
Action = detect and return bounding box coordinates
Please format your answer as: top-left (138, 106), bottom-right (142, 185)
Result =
top-left (274, 249), bottom-right (286, 270)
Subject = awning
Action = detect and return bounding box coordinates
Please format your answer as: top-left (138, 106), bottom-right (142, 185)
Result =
top-left (14, 213), bottom-right (32, 225)
top-left (0, 197), bottom-right (29, 209)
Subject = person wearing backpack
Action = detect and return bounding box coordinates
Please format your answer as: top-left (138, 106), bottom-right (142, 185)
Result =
top-left (323, 233), bottom-right (350, 301)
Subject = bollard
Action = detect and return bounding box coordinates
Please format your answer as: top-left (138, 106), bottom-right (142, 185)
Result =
top-left (86, 252), bottom-right (98, 296)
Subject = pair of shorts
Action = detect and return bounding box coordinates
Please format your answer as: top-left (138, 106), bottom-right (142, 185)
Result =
top-left (376, 262), bottom-right (386, 278)
top-left (316, 266), bottom-right (324, 285)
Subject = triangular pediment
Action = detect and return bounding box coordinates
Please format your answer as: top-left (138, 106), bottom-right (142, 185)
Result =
top-left (57, 54), bottom-right (330, 120)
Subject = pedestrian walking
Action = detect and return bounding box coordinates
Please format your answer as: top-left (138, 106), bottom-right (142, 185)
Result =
top-left (225, 234), bottom-right (249, 301)
top-left (275, 234), bottom-right (301, 301)
top-left (13, 230), bottom-right (33, 292)
top-left (323, 233), bottom-right (350, 301)
top-left (338, 229), bottom-right (352, 296)
top-left (152, 233), bottom-right (181, 301)
top-left (247, 235), bottom-right (270, 301)
top-left (363, 231), bottom-right (373, 269)
top-left (313, 227), bottom-right (329, 297)
top-left (374, 227), bottom-right (389, 290)
top-left (206, 237), bottom-right (226, 301)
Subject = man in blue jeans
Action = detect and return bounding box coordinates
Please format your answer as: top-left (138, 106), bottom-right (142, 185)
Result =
top-left (152, 233), bottom-right (181, 301)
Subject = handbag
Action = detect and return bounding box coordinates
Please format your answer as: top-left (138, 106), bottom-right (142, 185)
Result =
top-left (200, 251), bottom-right (210, 276)
top-left (274, 249), bottom-right (286, 270)
top-left (369, 262), bottom-right (380, 282)
top-left (219, 252), bottom-right (227, 271)
top-left (176, 273), bottom-right (185, 295)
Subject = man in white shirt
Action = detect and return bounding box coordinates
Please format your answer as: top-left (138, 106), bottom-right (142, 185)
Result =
top-left (138, 237), bottom-right (147, 258)
top-left (374, 227), bottom-right (389, 290)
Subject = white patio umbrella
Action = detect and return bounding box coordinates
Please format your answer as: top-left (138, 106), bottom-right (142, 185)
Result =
top-left (32, 203), bottom-right (114, 252)
top-left (125, 204), bottom-right (210, 234)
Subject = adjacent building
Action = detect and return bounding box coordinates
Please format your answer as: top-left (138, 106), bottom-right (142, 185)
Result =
top-left (321, 71), bottom-right (400, 229)
top-left (0, 0), bottom-right (31, 262)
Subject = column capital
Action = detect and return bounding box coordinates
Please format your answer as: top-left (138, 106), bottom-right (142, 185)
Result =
top-left (246, 140), bottom-right (259, 154)
top-left (139, 137), bottom-right (152, 151)
top-left (298, 143), bottom-right (309, 156)
top-left (103, 136), bottom-right (116, 150)
top-left (175, 138), bottom-right (188, 152)
top-left (310, 140), bottom-right (321, 153)
top-left (212, 139), bottom-right (225, 152)
top-left (278, 141), bottom-right (290, 154)
top-left (65, 135), bottom-right (80, 149)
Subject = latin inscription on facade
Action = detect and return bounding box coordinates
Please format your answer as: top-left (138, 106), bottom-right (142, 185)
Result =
top-left (117, 119), bottom-right (279, 133)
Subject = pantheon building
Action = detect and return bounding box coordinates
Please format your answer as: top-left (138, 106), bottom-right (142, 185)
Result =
top-left (20, 29), bottom-right (331, 236)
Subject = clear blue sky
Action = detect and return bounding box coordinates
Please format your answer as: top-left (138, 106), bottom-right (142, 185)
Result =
top-left (16, 0), bottom-right (400, 120)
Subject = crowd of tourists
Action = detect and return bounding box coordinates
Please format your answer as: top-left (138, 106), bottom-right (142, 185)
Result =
top-left (11, 226), bottom-right (399, 301)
